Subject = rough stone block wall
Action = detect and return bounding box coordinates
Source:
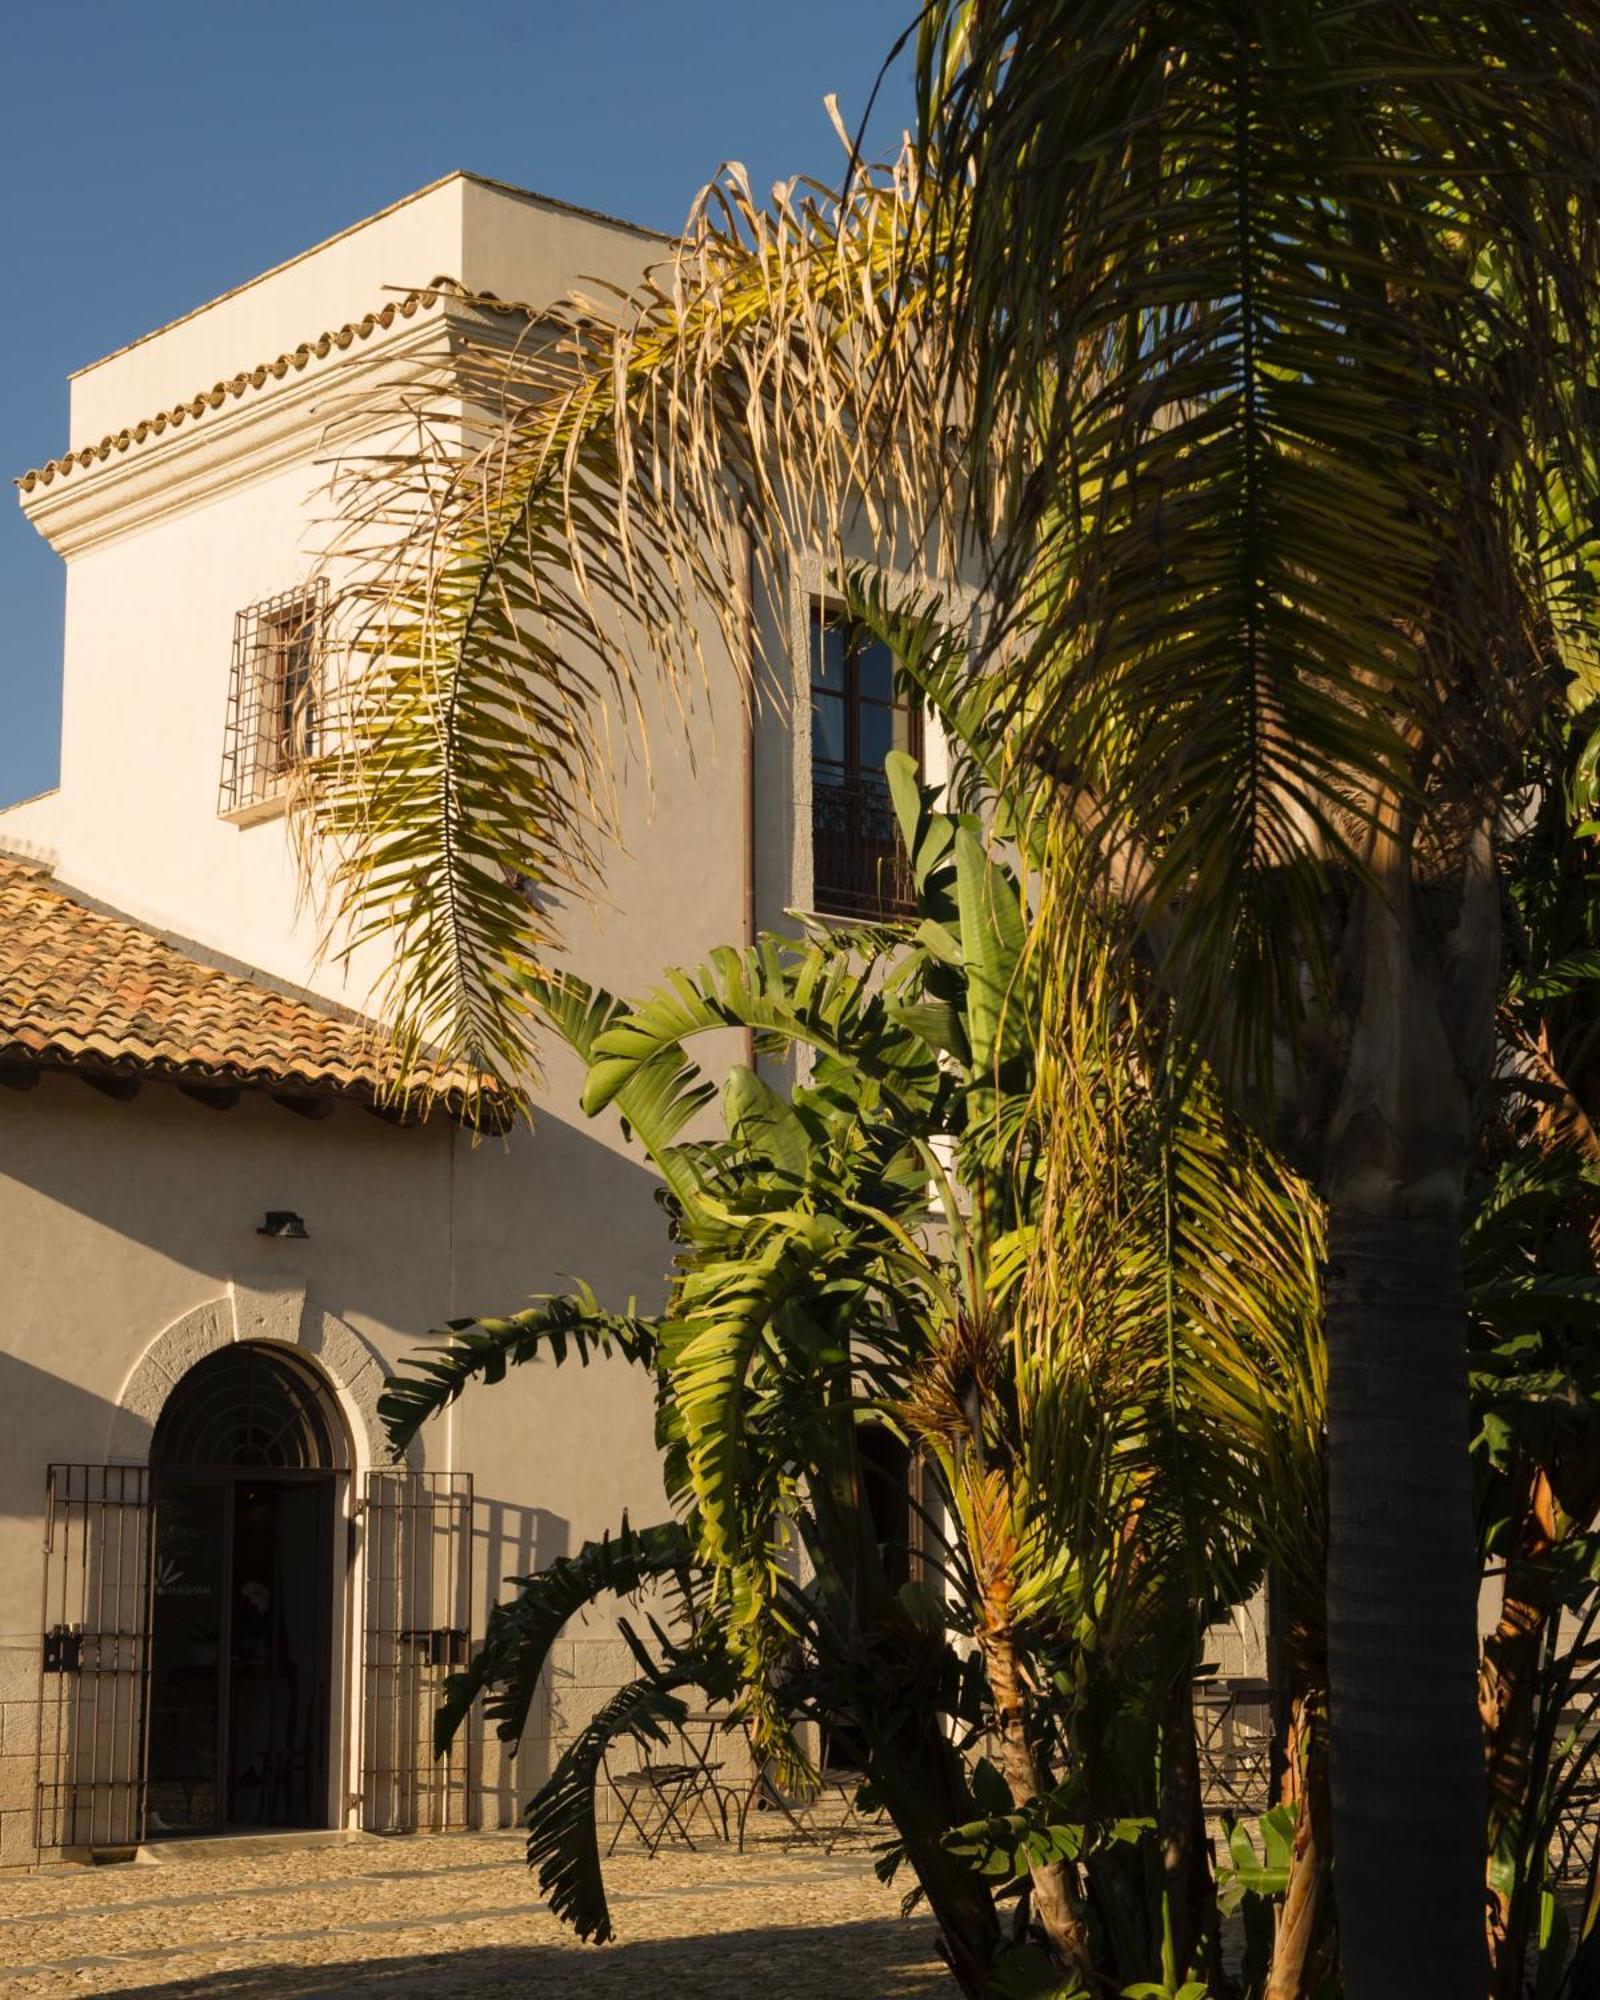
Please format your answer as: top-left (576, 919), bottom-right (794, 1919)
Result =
top-left (1201, 1590), bottom-right (1269, 1681)
top-left (0, 1645), bottom-right (40, 1869)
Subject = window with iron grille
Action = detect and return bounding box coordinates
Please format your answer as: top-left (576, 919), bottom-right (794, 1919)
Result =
top-left (219, 581), bottom-right (328, 816)
top-left (809, 603), bottom-right (920, 919)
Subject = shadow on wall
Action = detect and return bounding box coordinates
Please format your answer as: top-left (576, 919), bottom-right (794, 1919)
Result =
top-left (478, 1493), bottom-right (569, 1595)
top-left (1, 1069), bottom-right (681, 1344)
top-left (0, 1082), bottom-right (676, 1541)
top-left (63, 1918), bottom-right (953, 1998)
top-left (474, 1493), bottom-right (570, 1827)
top-left (0, 1351), bottom-right (127, 1519)
top-left (448, 1055), bottom-right (705, 1322)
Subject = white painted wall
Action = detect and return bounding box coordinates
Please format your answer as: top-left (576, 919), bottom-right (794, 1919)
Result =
top-left (3, 175), bottom-right (693, 1010)
top-left (0, 172), bottom-right (762, 1864)
top-left (0, 1075), bottom-right (686, 1860)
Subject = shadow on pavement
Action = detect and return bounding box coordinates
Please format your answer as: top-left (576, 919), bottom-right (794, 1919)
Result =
top-left (90, 1915), bottom-right (956, 1999)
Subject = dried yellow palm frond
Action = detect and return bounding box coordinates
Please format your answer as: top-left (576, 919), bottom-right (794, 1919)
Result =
top-left (900, 1305), bottom-right (1007, 1455)
top-left (1004, 878), bottom-right (1327, 1647)
top-left (295, 144), bottom-right (976, 1110)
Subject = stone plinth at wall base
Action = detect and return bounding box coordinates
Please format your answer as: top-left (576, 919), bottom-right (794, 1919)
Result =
top-left (0, 1807), bottom-right (39, 1870)
top-left (136, 1828), bottom-right (382, 1866)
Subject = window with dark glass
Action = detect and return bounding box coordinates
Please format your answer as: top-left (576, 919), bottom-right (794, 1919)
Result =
top-left (809, 605), bottom-right (920, 918)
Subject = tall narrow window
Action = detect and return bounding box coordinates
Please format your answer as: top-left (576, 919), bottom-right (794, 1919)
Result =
top-left (219, 581), bottom-right (328, 816)
top-left (809, 605), bottom-right (920, 919)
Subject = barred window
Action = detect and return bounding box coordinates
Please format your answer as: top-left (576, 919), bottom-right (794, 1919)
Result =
top-left (219, 581), bottom-right (328, 816)
top-left (809, 603), bottom-right (920, 919)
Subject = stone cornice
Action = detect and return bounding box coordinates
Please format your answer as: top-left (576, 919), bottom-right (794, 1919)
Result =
top-left (17, 286), bottom-right (530, 558)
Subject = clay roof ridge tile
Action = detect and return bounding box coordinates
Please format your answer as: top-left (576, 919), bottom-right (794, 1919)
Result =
top-left (13, 280), bottom-right (527, 493)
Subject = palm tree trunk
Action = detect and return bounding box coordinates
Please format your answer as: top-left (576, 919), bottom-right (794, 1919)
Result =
top-left (978, 1611), bottom-right (1093, 1977)
top-left (1266, 1695), bottom-right (1330, 2000)
top-left (1324, 1210), bottom-right (1486, 1997)
top-left (1157, 1662), bottom-right (1218, 1987)
top-left (868, 1763), bottom-right (1003, 2000)
top-left (812, 1408), bottom-right (1004, 1997)
top-left (959, 1455), bottom-right (1093, 1978)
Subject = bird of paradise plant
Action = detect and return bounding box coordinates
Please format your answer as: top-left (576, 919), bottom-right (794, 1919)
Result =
top-left (376, 643), bottom-right (1331, 1996)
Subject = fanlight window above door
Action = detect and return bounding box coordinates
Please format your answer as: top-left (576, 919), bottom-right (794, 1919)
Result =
top-left (151, 1343), bottom-right (346, 1472)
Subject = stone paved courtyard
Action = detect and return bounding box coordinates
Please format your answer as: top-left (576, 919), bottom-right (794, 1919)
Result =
top-left (0, 1831), bottom-right (955, 1998)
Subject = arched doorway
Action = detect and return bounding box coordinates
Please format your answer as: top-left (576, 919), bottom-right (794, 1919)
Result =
top-left (145, 1343), bottom-right (349, 1836)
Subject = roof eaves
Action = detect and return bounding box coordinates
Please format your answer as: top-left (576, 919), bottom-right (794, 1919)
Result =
top-left (0, 852), bottom-right (510, 1131)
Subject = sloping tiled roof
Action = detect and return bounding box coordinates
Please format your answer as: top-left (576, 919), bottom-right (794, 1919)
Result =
top-left (0, 853), bottom-right (497, 1126)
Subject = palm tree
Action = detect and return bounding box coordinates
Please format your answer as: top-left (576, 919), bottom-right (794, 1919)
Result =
top-left (303, 16), bottom-right (1600, 1992)
top-left (908, 10), bottom-right (1600, 1992)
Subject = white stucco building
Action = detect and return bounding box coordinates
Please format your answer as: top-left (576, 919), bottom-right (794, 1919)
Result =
top-left (0, 171), bottom-right (929, 1865)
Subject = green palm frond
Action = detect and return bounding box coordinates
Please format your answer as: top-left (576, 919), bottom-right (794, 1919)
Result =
top-left (434, 1518), bottom-right (696, 1753)
top-left (723, 1064), bottom-right (811, 1182)
top-left (581, 937), bottom-right (939, 1125)
top-left (670, 1211), bottom-right (845, 1561)
top-left (1165, 1104), bottom-right (1327, 1615)
top-left (378, 1285), bottom-right (658, 1453)
top-left (918, 1), bottom-right (1600, 1092)
top-left (524, 1657), bottom-right (731, 1944)
top-left (520, 968), bottom-right (714, 1207)
top-left (953, 823), bottom-right (1026, 1083)
top-left (883, 749), bottom-right (961, 905)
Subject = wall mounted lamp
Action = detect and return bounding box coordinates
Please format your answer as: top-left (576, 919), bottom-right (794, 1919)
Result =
top-left (257, 1210), bottom-right (310, 1240)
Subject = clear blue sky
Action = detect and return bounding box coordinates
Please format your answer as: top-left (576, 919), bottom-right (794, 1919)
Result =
top-left (0, 0), bottom-right (917, 806)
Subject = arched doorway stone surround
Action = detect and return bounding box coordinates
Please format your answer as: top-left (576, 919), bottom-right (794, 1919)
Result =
top-left (106, 1277), bottom-right (407, 1470)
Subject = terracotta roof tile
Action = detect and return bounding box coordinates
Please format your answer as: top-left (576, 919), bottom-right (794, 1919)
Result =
top-left (15, 280), bottom-right (527, 494)
top-left (0, 853), bottom-right (498, 1126)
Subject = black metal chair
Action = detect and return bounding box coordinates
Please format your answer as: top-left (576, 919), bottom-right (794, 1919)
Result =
top-left (736, 1756), bottom-right (877, 1854)
top-left (603, 1747), bottom-right (728, 1856)
top-left (1194, 1675), bottom-right (1274, 1816)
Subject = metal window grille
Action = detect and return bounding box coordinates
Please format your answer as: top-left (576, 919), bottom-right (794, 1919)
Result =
top-left (219, 580), bottom-right (329, 815)
top-left (36, 1464), bottom-right (153, 1851)
top-left (359, 1470), bottom-right (475, 1833)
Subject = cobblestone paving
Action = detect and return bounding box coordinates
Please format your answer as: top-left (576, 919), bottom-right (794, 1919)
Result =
top-left (0, 1831), bottom-right (955, 1999)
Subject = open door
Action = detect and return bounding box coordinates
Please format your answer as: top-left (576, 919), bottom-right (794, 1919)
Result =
top-left (359, 1469), bottom-right (475, 1832)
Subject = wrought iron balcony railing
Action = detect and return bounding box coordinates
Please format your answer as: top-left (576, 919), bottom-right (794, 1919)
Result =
top-left (812, 776), bottom-right (916, 921)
